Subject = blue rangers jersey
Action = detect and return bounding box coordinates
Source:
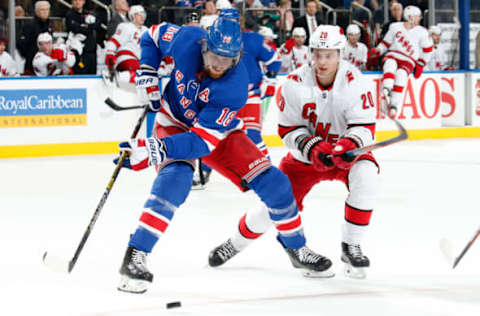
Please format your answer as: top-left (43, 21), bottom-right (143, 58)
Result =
top-left (140, 23), bottom-right (249, 156)
top-left (241, 31), bottom-right (281, 91)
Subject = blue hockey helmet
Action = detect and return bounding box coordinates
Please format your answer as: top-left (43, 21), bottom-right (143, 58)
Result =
top-left (217, 8), bottom-right (240, 21)
top-left (206, 12), bottom-right (242, 59)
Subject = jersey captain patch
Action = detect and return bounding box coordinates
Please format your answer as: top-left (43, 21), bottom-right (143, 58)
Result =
top-left (198, 88), bottom-right (210, 103)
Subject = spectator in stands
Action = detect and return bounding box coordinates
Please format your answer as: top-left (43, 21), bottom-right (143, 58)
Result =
top-left (261, 0), bottom-right (277, 8)
top-left (292, 0), bottom-right (323, 46)
top-left (279, 0), bottom-right (294, 34)
top-left (0, 36), bottom-right (18, 77)
top-left (17, 0), bottom-right (53, 75)
top-left (107, 0), bottom-right (130, 37)
top-left (66, 0), bottom-right (102, 75)
top-left (257, 10), bottom-right (280, 35)
top-left (378, 2), bottom-right (403, 39)
top-left (236, 0), bottom-right (258, 31)
top-left (349, 0), bottom-right (379, 24)
top-left (199, 0), bottom-right (218, 29)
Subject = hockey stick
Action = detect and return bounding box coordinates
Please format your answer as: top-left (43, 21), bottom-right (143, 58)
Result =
top-left (198, 158), bottom-right (206, 186)
top-left (43, 99), bottom-right (149, 273)
top-left (439, 226), bottom-right (480, 269)
top-left (105, 97), bottom-right (145, 111)
top-left (344, 113), bottom-right (408, 159)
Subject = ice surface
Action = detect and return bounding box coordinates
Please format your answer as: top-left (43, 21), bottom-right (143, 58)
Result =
top-left (1, 138), bottom-right (480, 316)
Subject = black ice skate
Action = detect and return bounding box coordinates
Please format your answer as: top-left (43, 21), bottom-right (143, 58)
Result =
top-left (192, 168), bottom-right (212, 190)
top-left (285, 245), bottom-right (334, 278)
top-left (208, 238), bottom-right (239, 267)
top-left (117, 246), bottom-right (153, 294)
top-left (341, 242), bottom-right (370, 279)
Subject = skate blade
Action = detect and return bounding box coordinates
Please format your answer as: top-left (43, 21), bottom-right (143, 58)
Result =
top-left (191, 184), bottom-right (206, 191)
top-left (301, 267), bottom-right (335, 278)
top-left (343, 264), bottom-right (367, 279)
top-left (117, 275), bottom-right (150, 294)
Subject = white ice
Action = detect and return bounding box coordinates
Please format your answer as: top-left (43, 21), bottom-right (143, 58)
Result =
top-left (2, 138), bottom-right (480, 316)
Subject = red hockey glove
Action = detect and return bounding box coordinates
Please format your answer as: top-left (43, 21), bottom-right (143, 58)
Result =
top-left (310, 141), bottom-right (335, 172)
top-left (413, 59), bottom-right (425, 79)
top-left (368, 48), bottom-right (380, 61)
top-left (113, 137), bottom-right (167, 171)
top-left (300, 136), bottom-right (335, 172)
top-left (331, 138), bottom-right (360, 170)
top-left (280, 37), bottom-right (296, 54)
top-left (105, 54), bottom-right (116, 69)
top-left (260, 77), bottom-right (277, 99)
top-left (50, 48), bottom-right (67, 62)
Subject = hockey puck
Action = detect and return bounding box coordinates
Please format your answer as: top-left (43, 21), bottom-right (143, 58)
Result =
top-left (166, 301), bottom-right (182, 309)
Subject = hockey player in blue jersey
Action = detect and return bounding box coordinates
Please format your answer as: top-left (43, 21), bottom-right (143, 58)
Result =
top-left (192, 9), bottom-right (281, 189)
top-left (115, 10), bottom-right (331, 294)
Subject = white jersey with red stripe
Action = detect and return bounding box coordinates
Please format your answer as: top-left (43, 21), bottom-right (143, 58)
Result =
top-left (32, 44), bottom-right (76, 76)
top-left (0, 51), bottom-right (18, 76)
top-left (105, 22), bottom-right (148, 66)
top-left (280, 45), bottom-right (311, 73)
top-left (278, 60), bottom-right (376, 164)
top-left (343, 41), bottom-right (368, 70)
top-left (378, 22), bottom-right (433, 67)
top-left (425, 44), bottom-right (449, 71)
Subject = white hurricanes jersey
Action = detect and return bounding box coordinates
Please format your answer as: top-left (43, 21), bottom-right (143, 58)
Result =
top-left (280, 45), bottom-right (311, 73)
top-left (105, 22), bottom-right (148, 66)
top-left (32, 44), bottom-right (75, 76)
top-left (379, 22), bottom-right (433, 67)
top-left (0, 51), bottom-right (18, 76)
top-left (343, 41), bottom-right (368, 70)
top-left (425, 44), bottom-right (449, 71)
top-left (278, 60), bottom-right (376, 164)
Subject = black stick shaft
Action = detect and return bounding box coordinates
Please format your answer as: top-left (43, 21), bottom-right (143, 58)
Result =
top-left (453, 229), bottom-right (480, 269)
top-left (105, 97), bottom-right (145, 111)
top-left (345, 115), bottom-right (408, 158)
top-left (67, 101), bottom-right (149, 272)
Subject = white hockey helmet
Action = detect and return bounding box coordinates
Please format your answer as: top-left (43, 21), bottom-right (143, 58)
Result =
top-left (346, 24), bottom-right (361, 35)
top-left (429, 25), bottom-right (441, 35)
top-left (403, 5), bottom-right (421, 21)
top-left (216, 0), bottom-right (232, 10)
top-left (37, 32), bottom-right (52, 45)
top-left (258, 26), bottom-right (278, 39)
top-left (309, 25), bottom-right (346, 50)
top-left (292, 27), bottom-right (306, 37)
top-left (128, 5), bottom-right (146, 21)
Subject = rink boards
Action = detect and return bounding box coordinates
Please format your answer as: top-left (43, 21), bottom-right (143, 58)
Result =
top-left (1, 71), bottom-right (480, 158)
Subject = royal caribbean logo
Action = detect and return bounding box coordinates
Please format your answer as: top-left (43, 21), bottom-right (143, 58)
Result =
top-left (0, 89), bottom-right (87, 128)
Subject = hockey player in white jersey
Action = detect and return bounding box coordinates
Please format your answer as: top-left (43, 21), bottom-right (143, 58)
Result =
top-left (425, 26), bottom-right (452, 71)
top-left (369, 5), bottom-right (433, 114)
top-left (279, 27), bottom-right (311, 73)
top-left (343, 24), bottom-right (367, 70)
top-left (0, 36), bottom-right (18, 76)
top-left (104, 5), bottom-right (148, 84)
top-left (33, 33), bottom-right (76, 76)
top-left (209, 25), bottom-right (379, 279)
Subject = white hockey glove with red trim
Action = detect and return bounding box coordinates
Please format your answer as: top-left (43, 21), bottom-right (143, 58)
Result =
top-left (114, 137), bottom-right (167, 171)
